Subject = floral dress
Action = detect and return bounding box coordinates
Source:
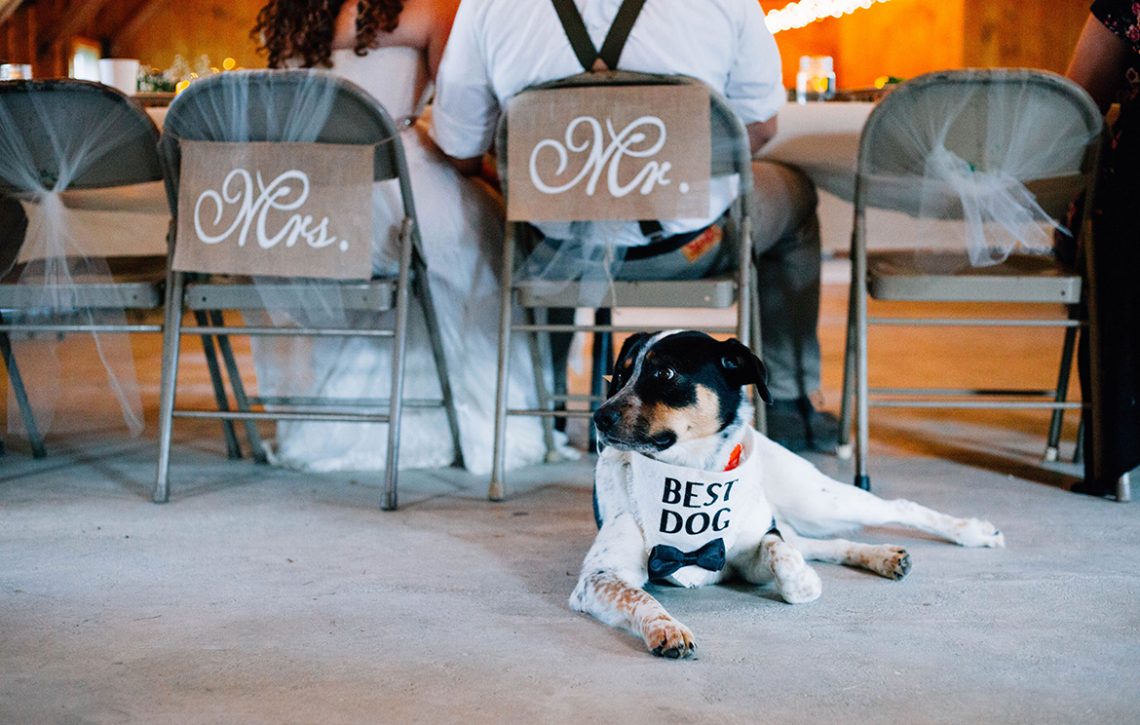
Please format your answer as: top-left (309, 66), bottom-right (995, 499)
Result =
top-left (1076, 0), bottom-right (1140, 493)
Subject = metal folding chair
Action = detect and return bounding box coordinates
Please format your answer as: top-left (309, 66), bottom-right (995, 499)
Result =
top-left (488, 71), bottom-right (758, 501)
top-left (836, 69), bottom-right (1109, 493)
top-left (153, 70), bottom-right (462, 509)
top-left (0, 79), bottom-right (167, 457)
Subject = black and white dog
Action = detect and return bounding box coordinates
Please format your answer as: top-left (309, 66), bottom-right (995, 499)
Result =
top-left (570, 330), bottom-right (1004, 658)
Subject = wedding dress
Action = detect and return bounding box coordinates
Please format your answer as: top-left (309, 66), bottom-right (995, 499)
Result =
top-left (254, 47), bottom-right (554, 475)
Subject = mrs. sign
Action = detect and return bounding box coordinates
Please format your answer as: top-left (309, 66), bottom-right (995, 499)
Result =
top-left (506, 83), bottom-right (710, 222)
top-left (174, 141), bottom-right (373, 280)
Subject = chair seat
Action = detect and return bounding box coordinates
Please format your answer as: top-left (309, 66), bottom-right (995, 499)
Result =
top-left (0, 255), bottom-right (166, 308)
top-left (867, 251), bottom-right (1081, 304)
top-left (515, 275), bottom-right (738, 308)
top-left (185, 276), bottom-right (396, 312)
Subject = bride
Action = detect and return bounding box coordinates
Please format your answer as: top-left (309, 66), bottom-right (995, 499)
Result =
top-left (252, 0), bottom-right (555, 475)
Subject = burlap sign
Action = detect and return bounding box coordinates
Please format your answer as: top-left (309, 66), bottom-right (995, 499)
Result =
top-left (506, 84), bottom-right (710, 221)
top-left (173, 141), bottom-right (373, 280)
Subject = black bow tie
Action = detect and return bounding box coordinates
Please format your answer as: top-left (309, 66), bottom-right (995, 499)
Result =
top-left (647, 538), bottom-right (726, 582)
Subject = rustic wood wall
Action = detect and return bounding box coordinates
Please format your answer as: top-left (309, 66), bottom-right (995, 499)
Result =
top-left (113, 0), bottom-right (266, 74)
top-left (0, 0), bottom-right (1097, 85)
top-left (771, 0), bottom-right (1090, 90)
top-left (0, 0), bottom-right (267, 78)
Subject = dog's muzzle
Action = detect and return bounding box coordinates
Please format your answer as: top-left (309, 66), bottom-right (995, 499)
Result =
top-left (593, 403), bottom-right (676, 451)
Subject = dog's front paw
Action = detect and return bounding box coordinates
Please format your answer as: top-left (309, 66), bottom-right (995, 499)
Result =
top-left (952, 518), bottom-right (1005, 548)
top-left (642, 615), bottom-right (696, 659)
top-left (772, 549), bottom-right (822, 604)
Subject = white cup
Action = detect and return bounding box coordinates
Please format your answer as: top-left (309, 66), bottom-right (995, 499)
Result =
top-left (98, 58), bottom-right (140, 95)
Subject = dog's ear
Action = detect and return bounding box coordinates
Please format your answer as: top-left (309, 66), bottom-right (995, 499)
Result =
top-left (608, 332), bottom-right (651, 397)
top-left (718, 338), bottom-right (770, 402)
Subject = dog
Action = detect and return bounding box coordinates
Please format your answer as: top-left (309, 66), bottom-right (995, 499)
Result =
top-left (570, 330), bottom-right (1004, 658)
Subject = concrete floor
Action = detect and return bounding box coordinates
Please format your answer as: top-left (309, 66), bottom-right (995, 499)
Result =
top-left (3, 271), bottom-right (1138, 724)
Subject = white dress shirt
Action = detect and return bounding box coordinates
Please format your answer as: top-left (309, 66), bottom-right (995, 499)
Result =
top-left (430, 0), bottom-right (785, 246)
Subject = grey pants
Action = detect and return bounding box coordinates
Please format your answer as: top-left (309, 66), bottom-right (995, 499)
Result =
top-left (529, 159), bottom-right (822, 402)
top-left (749, 160), bottom-right (822, 402)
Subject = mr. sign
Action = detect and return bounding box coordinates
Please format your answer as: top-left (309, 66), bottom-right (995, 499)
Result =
top-left (506, 83), bottom-right (710, 222)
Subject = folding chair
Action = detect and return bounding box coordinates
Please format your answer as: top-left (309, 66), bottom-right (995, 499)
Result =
top-left (837, 69), bottom-right (1106, 492)
top-left (0, 79), bottom-right (167, 456)
top-left (488, 71), bottom-right (757, 501)
top-left (153, 70), bottom-right (462, 509)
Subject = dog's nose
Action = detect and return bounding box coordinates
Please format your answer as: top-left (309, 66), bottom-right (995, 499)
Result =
top-left (593, 406), bottom-right (620, 434)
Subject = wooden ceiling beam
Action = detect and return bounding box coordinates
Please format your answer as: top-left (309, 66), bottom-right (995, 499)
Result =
top-left (37, 0), bottom-right (114, 55)
top-left (0, 0), bottom-right (22, 27)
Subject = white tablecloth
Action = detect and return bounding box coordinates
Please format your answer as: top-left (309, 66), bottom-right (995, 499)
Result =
top-left (758, 101), bottom-right (970, 256)
top-left (759, 101), bottom-right (872, 202)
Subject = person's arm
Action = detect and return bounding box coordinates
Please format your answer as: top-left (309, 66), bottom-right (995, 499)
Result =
top-left (747, 117), bottom-right (778, 155)
top-left (724, 0), bottom-right (787, 155)
top-left (429, 0), bottom-right (500, 176)
top-left (447, 155), bottom-right (486, 176)
top-left (1067, 13), bottom-right (1134, 112)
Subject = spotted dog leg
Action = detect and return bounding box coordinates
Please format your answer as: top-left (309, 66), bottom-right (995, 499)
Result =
top-left (570, 513), bottom-right (695, 659)
top-left (571, 569), bottom-right (695, 658)
top-left (737, 528), bottom-right (822, 604)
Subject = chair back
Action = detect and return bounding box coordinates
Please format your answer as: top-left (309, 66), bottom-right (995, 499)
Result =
top-left (159, 69), bottom-right (418, 281)
top-left (0, 79), bottom-right (161, 193)
top-left (159, 69), bottom-right (409, 215)
top-left (495, 70), bottom-right (752, 204)
top-left (856, 69), bottom-right (1102, 220)
top-left (853, 69), bottom-right (1102, 266)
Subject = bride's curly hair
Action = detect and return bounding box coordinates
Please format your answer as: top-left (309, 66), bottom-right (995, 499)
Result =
top-left (253, 0), bottom-right (405, 69)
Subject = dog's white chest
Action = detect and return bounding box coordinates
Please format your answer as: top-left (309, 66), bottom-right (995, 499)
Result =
top-left (627, 429), bottom-right (770, 587)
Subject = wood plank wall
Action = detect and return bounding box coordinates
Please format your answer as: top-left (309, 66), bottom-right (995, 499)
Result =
top-left (113, 0), bottom-right (266, 74)
top-left (0, 0), bottom-right (267, 77)
top-left (0, 0), bottom-right (1096, 85)
top-left (771, 0), bottom-right (1090, 89)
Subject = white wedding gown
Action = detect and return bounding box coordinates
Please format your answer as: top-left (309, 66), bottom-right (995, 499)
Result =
top-left (253, 47), bottom-right (555, 475)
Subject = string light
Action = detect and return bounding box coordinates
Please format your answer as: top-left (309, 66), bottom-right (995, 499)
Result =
top-left (765, 0), bottom-right (894, 34)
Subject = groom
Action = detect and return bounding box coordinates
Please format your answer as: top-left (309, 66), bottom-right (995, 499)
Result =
top-left (429, 0), bottom-right (837, 452)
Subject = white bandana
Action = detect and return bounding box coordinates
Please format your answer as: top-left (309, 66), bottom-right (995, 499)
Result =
top-left (628, 428), bottom-right (767, 588)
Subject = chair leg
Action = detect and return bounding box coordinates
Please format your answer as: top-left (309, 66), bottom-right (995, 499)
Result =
top-left (749, 262), bottom-right (767, 434)
top-left (1074, 415), bottom-right (1085, 464)
top-left (193, 310), bottom-right (243, 460)
top-left (1045, 324), bottom-right (1078, 462)
top-left (382, 220), bottom-right (416, 511)
top-left (489, 225), bottom-right (518, 502)
top-left (208, 310), bottom-right (267, 464)
top-left (588, 310), bottom-right (613, 450)
top-left (1117, 471), bottom-right (1132, 503)
top-left (154, 271), bottom-right (187, 503)
top-left (413, 259), bottom-right (465, 469)
top-left (0, 327), bottom-right (46, 459)
top-left (837, 275), bottom-right (858, 461)
top-left (526, 307), bottom-right (558, 461)
top-left (853, 234), bottom-right (871, 492)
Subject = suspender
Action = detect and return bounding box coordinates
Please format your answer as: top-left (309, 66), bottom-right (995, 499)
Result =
top-left (550, 0), bottom-right (648, 72)
top-left (548, 0), bottom-right (666, 241)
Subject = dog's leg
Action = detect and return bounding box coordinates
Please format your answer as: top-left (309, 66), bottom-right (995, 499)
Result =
top-left (764, 451), bottom-right (1005, 548)
top-left (735, 528), bottom-right (822, 604)
top-left (570, 513), bottom-right (695, 659)
top-left (786, 531), bottom-right (911, 580)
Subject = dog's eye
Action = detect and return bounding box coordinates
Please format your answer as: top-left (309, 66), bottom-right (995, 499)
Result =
top-left (652, 367), bottom-right (676, 382)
